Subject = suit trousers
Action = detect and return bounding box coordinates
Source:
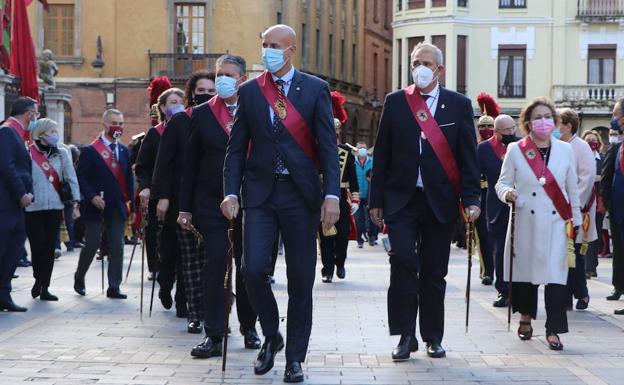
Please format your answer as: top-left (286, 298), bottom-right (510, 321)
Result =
top-left (158, 224), bottom-right (186, 307)
top-left (512, 282), bottom-right (568, 334)
top-left (231, 215), bottom-right (258, 332)
top-left (611, 217), bottom-right (624, 291)
top-left (0, 213), bottom-right (26, 303)
top-left (488, 211), bottom-right (509, 296)
top-left (385, 189), bottom-right (455, 344)
top-left (585, 213), bottom-right (604, 274)
top-left (76, 213), bottom-right (125, 289)
top-left (567, 243), bottom-right (589, 301)
top-left (25, 210), bottom-right (62, 287)
top-left (144, 200), bottom-right (159, 273)
top-left (319, 196), bottom-right (351, 277)
top-left (242, 179), bottom-right (319, 362)
top-left (176, 226), bottom-right (202, 320)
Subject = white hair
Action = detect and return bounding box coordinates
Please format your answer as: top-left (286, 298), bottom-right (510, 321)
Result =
top-left (411, 42), bottom-right (443, 66)
top-left (32, 118), bottom-right (58, 141)
top-left (102, 108), bottom-right (123, 123)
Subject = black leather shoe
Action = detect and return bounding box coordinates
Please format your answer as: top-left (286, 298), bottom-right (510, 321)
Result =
top-left (321, 275), bottom-right (332, 283)
top-left (425, 342), bottom-right (446, 358)
top-left (106, 288), bottom-right (127, 299)
top-left (17, 258), bottom-right (31, 267)
top-left (0, 300), bottom-right (27, 312)
top-left (576, 296), bottom-right (589, 310)
top-left (74, 274), bottom-right (86, 296)
top-left (187, 320), bottom-right (201, 334)
top-left (254, 332), bottom-right (284, 375)
top-left (481, 276), bottom-right (493, 285)
top-left (392, 335), bottom-right (418, 361)
top-left (31, 281), bottom-right (41, 298)
top-left (614, 308), bottom-right (624, 315)
top-left (159, 289), bottom-right (173, 309)
top-left (283, 361), bottom-right (304, 383)
top-left (492, 294), bottom-right (508, 308)
top-left (190, 336), bottom-right (222, 358)
top-left (40, 288), bottom-right (58, 301)
top-left (336, 266), bottom-right (346, 279)
top-left (607, 290), bottom-right (623, 301)
top-left (242, 328), bottom-right (261, 349)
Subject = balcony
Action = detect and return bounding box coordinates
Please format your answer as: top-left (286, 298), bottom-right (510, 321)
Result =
top-left (148, 52), bottom-right (225, 81)
top-left (552, 85), bottom-right (624, 111)
top-left (577, 0), bottom-right (624, 21)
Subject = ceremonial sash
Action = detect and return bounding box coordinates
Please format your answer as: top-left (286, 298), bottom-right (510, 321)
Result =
top-left (518, 136), bottom-right (572, 221)
top-left (185, 107), bottom-right (193, 118)
top-left (487, 136), bottom-right (507, 161)
top-left (403, 84), bottom-right (461, 195)
top-left (208, 95), bottom-right (234, 136)
top-left (154, 122), bottom-right (165, 136)
top-left (256, 70), bottom-right (320, 168)
top-left (29, 144), bottom-right (61, 194)
top-left (6, 119), bottom-right (30, 144)
top-left (619, 144), bottom-right (624, 176)
top-left (581, 187), bottom-right (596, 233)
top-left (91, 138), bottom-right (131, 203)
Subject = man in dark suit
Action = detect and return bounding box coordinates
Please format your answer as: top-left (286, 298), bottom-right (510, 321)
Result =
top-left (221, 24), bottom-right (340, 383)
top-left (477, 114), bottom-right (519, 308)
top-left (152, 71), bottom-right (215, 319)
top-left (370, 42), bottom-right (481, 360)
top-left (74, 109), bottom-right (134, 299)
top-left (177, 54), bottom-right (260, 357)
top-left (602, 99), bottom-right (624, 315)
top-left (0, 98), bottom-right (35, 311)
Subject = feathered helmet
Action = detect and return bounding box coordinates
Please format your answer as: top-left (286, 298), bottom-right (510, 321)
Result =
top-left (330, 91), bottom-right (348, 131)
top-left (476, 92), bottom-right (500, 128)
top-left (147, 76), bottom-right (173, 125)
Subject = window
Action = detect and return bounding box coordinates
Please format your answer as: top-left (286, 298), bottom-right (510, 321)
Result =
top-left (329, 34), bottom-right (335, 75)
top-left (458, 0), bottom-right (468, 6)
top-left (316, 28), bottom-right (322, 72)
top-left (397, 39), bottom-right (402, 88)
top-left (498, 45), bottom-right (526, 98)
top-left (352, 43), bottom-right (357, 82)
top-left (277, 12), bottom-right (283, 24)
top-left (373, 53), bottom-right (379, 94)
top-left (431, 35), bottom-right (446, 86)
top-left (384, 0), bottom-right (391, 29)
top-left (374, 0), bottom-right (379, 22)
top-left (384, 57), bottom-right (390, 95)
top-left (499, 0), bottom-right (526, 8)
top-left (317, 0), bottom-right (323, 12)
top-left (408, 0), bottom-right (425, 9)
top-left (341, 39), bottom-right (346, 78)
top-left (43, 4), bottom-right (74, 57)
top-left (175, 4), bottom-right (205, 54)
top-left (457, 35), bottom-right (467, 94)
top-left (302, 23), bottom-right (309, 69)
top-left (407, 36), bottom-right (424, 85)
top-left (588, 45), bottom-right (616, 84)
top-left (432, 0), bottom-right (447, 7)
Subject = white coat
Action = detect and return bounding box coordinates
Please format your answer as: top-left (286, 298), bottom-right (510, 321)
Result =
top-left (495, 138), bottom-right (582, 285)
top-left (568, 135), bottom-right (598, 243)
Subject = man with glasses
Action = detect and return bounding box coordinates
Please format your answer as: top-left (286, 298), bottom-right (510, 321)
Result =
top-left (478, 114), bottom-right (520, 307)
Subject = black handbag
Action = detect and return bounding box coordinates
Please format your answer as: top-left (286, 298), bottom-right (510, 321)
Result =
top-left (58, 151), bottom-right (74, 204)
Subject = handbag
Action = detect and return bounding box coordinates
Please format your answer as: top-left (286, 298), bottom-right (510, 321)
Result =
top-left (58, 151), bottom-right (74, 204)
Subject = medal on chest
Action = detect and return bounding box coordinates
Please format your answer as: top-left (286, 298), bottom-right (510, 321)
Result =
top-left (538, 177), bottom-right (546, 186)
top-left (274, 99), bottom-right (287, 120)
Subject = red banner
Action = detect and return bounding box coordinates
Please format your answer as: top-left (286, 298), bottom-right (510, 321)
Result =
top-left (29, 143), bottom-right (60, 194)
top-left (207, 95), bottom-right (234, 136)
top-left (256, 70), bottom-right (319, 168)
top-left (91, 138), bottom-right (131, 203)
top-left (487, 135), bottom-right (507, 160)
top-left (518, 136), bottom-right (572, 221)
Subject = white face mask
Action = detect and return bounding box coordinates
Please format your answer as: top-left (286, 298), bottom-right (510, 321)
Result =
top-left (609, 135), bottom-right (621, 145)
top-left (412, 65), bottom-right (437, 89)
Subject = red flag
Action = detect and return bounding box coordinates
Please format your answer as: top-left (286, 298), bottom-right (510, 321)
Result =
top-left (9, 0), bottom-right (39, 101)
top-left (24, 0), bottom-right (48, 10)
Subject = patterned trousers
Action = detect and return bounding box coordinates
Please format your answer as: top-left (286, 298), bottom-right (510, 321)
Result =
top-left (176, 226), bottom-right (205, 322)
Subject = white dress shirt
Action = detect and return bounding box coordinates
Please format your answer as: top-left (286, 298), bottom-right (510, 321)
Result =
top-left (416, 83), bottom-right (441, 188)
top-left (100, 134), bottom-right (120, 159)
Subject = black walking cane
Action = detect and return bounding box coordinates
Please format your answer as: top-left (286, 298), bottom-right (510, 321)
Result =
top-left (100, 191), bottom-right (105, 295)
top-left (507, 202), bottom-right (516, 332)
top-left (137, 207), bottom-right (147, 320)
top-left (222, 217), bottom-right (235, 373)
top-left (465, 218), bottom-right (475, 333)
top-left (125, 241), bottom-right (137, 283)
top-left (149, 222), bottom-right (161, 318)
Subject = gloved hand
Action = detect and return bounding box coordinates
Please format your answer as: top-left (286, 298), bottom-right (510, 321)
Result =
top-left (351, 202), bottom-right (359, 215)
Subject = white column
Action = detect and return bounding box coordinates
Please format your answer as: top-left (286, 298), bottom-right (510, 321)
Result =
top-left (42, 91), bottom-right (72, 143)
top-left (401, 38), bottom-right (409, 88)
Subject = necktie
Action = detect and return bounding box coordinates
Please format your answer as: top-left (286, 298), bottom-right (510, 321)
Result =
top-left (273, 79), bottom-right (287, 174)
top-left (227, 105), bottom-right (236, 116)
top-left (109, 143), bottom-right (117, 160)
top-left (422, 94), bottom-right (431, 101)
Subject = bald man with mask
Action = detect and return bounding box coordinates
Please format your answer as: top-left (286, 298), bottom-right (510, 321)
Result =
top-left (221, 24), bottom-right (340, 383)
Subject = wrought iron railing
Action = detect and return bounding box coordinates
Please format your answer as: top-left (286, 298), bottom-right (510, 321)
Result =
top-left (148, 52), bottom-right (225, 81)
top-left (577, 0), bottom-right (624, 20)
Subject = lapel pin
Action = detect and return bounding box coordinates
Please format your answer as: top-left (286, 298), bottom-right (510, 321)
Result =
top-left (296, 87), bottom-right (301, 91)
top-left (441, 104), bottom-right (445, 109)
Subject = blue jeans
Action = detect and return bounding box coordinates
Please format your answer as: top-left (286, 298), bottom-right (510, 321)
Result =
top-left (355, 198), bottom-right (378, 243)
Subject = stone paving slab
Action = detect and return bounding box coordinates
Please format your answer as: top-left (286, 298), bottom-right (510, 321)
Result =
top-left (1, 240), bottom-right (624, 384)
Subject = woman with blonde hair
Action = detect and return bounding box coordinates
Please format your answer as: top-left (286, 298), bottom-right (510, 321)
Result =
top-left (495, 97), bottom-right (581, 350)
top-left (26, 118), bottom-right (80, 301)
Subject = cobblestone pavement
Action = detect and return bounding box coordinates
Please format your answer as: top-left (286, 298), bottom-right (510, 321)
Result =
top-left (2, 239), bottom-right (624, 385)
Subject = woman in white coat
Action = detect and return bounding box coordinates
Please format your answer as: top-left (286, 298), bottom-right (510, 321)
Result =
top-left (495, 97), bottom-right (581, 351)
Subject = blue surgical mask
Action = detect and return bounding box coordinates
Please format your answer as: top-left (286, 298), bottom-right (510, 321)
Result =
top-left (551, 127), bottom-right (562, 140)
top-left (165, 104), bottom-right (185, 119)
top-left (27, 118), bottom-right (37, 131)
top-left (357, 148), bottom-right (368, 157)
top-left (611, 116), bottom-right (622, 131)
top-left (43, 133), bottom-right (59, 147)
top-left (262, 47), bottom-right (289, 73)
top-left (215, 76), bottom-right (238, 99)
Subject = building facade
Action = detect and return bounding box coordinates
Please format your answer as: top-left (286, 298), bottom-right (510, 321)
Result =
top-left (29, 0), bottom-right (390, 145)
top-left (392, 0), bottom-right (624, 133)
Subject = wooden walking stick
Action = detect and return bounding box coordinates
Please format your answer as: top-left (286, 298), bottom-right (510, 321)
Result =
top-left (222, 217), bottom-right (235, 372)
top-left (465, 219), bottom-right (475, 333)
top-left (100, 191), bottom-right (105, 295)
top-left (507, 202), bottom-right (516, 332)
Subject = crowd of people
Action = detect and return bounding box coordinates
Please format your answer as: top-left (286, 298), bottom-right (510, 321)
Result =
top-left (1, 23), bottom-right (623, 383)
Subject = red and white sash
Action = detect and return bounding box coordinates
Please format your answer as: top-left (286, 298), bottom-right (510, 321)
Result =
top-left (207, 95), bottom-right (234, 136)
top-left (91, 138), bottom-right (131, 203)
top-left (29, 144), bottom-right (61, 194)
top-left (487, 136), bottom-right (507, 161)
top-left (154, 121), bottom-right (165, 136)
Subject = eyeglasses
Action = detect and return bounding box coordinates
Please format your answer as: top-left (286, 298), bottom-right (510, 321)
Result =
top-left (29, 110), bottom-right (41, 118)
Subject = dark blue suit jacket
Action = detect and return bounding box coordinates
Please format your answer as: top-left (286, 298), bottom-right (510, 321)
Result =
top-left (223, 70), bottom-right (340, 209)
top-left (77, 139), bottom-right (134, 221)
top-left (0, 125), bottom-right (32, 215)
top-left (370, 87), bottom-right (481, 223)
top-left (477, 139), bottom-right (515, 225)
top-left (601, 142), bottom-right (624, 225)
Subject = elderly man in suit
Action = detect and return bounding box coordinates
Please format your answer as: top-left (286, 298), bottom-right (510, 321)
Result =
top-left (0, 98), bottom-right (36, 311)
top-left (221, 24), bottom-right (340, 383)
top-left (370, 42), bottom-right (481, 361)
top-left (74, 109), bottom-right (134, 299)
